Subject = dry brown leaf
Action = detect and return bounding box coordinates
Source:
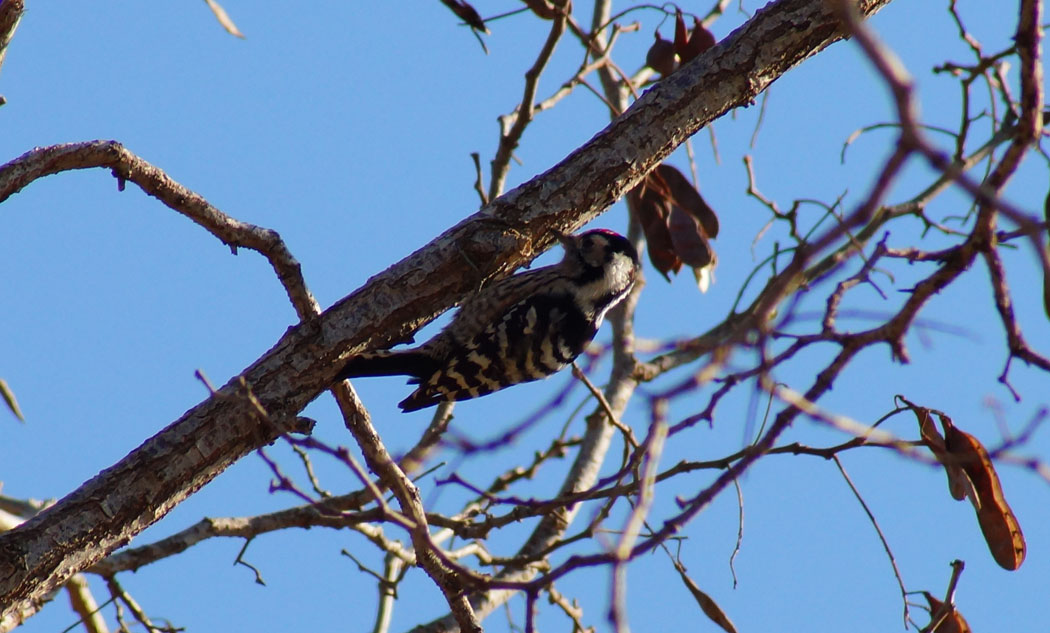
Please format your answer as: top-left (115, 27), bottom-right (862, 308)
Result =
top-left (681, 18), bottom-right (716, 62)
top-left (203, 0), bottom-right (245, 39)
top-left (941, 417), bottom-right (1026, 570)
top-left (629, 176), bottom-right (680, 280)
top-left (656, 164), bottom-right (720, 239)
top-left (647, 17), bottom-right (714, 78)
top-left (645, 33), bottom-right (676, 76)
top-left (922, 592), bottom-right (971, 633)
top-left (908, 400), bottom-right (976, 505)
top-left (668, 206), bottom-right (714, 269)
top-left (673, 11), bottom-right (690, 62)
top-left (904, 396), bottom-right (1025, 570)
top-left (630, 164), bottom-right (719, 290)
top-left (668, 206), bottom-right (716, 292)
top-left (674, 563), bottom-right (737, 633)
top-left (439, 0), bottom-right (489, 32)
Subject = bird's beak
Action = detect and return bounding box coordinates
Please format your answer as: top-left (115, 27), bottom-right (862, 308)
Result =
top-left (552, 229), bottom-right (575, 251)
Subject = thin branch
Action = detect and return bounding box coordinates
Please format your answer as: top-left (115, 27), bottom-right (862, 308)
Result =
top-left (373, 552), bottom-right (406, 633)
top-left (609, 421), bottom-right (666, 632)
top-left (64, 575), bottom-right (109, 633)
top-left (0, 141), bottom-right (320, 320)
top-left (334, 381), bottom-right (484, 632)
top-left (489, 4), bottom-right (569, 199)
top-left (832, 455), bottom-right (910, 627)
top-left (103, 576), bottom-right (160, 633)
top-left (572, 363), bottom-right (639, 447)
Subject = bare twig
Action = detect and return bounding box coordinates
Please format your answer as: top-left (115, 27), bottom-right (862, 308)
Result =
top-left (373, 552), bottom-right (406, 633)
top-left (103, 576), bottom-right (160, 633)
top-left (0, 141), bottom-right (319, 320)
top-left (64, 575), bottom-right (109, 633)
top-left (490, 4), bottom-right (569, 199)
top-left (832, 455), bottom-right (910, 627)
top-left (609, 421), bottom-right (666, 633)
top-left (334, 381), bottom-right (484, 632)
top-left (572, 363), bottom-right (639, 448)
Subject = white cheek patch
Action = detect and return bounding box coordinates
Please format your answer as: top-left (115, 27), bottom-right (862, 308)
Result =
top-left (605, 255), bottom-right (637, 291)
top-left (576, 253), bottom-right (637, 327)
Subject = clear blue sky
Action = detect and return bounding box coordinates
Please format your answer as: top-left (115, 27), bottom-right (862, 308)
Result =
top-left (3, 1), bottom-right (1047, 632)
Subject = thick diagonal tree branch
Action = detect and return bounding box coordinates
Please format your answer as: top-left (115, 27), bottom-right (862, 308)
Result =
top-left (0, 0), bottom-right (892, 621)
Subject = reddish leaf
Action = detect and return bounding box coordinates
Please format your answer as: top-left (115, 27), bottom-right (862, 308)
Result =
top-left (629, 164), bottom-right (719, 290)
top-left (628, 180), bottom-right (679, 280)
top-left (908, 401), bottom-right (975, 504)
top-left (654, 164), bottom-right (719, 291)
top-left (439, 0), bottom-right (488, 32)
top-left (673, 11), bottom-right (689, 59)
top-left (655, 164), bottom-right (719, 238)
top-left (668, 206), bottom-right (715, 268)
top-left (645, 32), bottom-right (677, 76)
top-left (680, 19), bottom-right (716, 62)
top-left (674, 563), bottom-right (737, 633)
top-left (668, 206), bottom-right (716, 292)
top-left (905, 396), bottom-right (1024, 570)
top-left (922, 592), bottom-right (972, 633)
top-left (941, 417), bottom-right (1026, 570)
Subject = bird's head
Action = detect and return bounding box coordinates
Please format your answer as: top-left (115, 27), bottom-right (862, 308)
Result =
top-left (557, 228), bottom-right (640, 301)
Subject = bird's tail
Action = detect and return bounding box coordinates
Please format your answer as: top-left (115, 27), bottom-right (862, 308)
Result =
top-left (337, 350), bottom-right (438, 381)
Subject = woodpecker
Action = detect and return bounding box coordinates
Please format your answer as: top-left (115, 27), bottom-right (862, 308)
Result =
top-left (338, 229), bottom-right (640, 412)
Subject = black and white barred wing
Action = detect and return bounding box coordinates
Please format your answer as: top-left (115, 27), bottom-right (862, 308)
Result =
top-left (398, 291), bottom-right (596, 412)
top-left (435, 267), bottom-right (562, 355)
